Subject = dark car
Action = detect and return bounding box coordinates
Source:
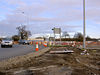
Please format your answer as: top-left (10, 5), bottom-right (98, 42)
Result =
top-left (18, 40), bottom-right (30, 45)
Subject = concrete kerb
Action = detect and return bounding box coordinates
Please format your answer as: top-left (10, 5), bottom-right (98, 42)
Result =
top-left (0, 47), bottom-right (50, 70)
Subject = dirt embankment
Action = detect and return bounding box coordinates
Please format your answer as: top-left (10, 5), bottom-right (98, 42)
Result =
top-left (0, 48), bottom-right (50, 70)
top-left (0, 46), bottom-right (100, 75)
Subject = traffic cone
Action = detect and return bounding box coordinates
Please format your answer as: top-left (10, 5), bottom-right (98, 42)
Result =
top-left (43, 41), bottom-right (47, 47)
top-left (36, 42), bottom-right (39, 51)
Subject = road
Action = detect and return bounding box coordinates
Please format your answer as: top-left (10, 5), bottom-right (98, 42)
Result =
top-left (0, 44), bottom-right (44, 61)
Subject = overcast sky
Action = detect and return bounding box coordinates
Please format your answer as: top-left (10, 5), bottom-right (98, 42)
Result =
top-left (0, 0), bottom-right (100, 38)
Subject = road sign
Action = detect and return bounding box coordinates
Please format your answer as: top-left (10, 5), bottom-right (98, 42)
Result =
top-left (54, 28), bottom-right (61, 34)
top-left (52, 27), bottom-right (62, 44)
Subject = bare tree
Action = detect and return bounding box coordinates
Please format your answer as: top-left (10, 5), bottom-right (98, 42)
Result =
top-left (16, 25), bottom-right (31, 40)
top-left (74, 32), bottom-right (83, 39)
top-left (62, 31), bottom-right (70, 38)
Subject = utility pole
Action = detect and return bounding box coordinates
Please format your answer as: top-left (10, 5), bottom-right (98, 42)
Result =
top-left (83, 0), bottom-right (86, 49)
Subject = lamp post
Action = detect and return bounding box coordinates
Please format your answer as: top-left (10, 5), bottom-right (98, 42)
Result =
top-left (22, 12), bottom-right (29, 26)
top-left (83, 0), bottom-right (86, 49)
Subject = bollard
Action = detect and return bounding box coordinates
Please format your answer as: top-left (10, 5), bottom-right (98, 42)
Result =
top-left (36, 42), bottom-right (39, 51)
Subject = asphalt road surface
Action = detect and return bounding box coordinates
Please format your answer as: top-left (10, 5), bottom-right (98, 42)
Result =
top-left (0, 44), bottom-right (45, 61)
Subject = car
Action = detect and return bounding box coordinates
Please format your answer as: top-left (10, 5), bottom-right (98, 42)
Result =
top-left (1, 38), bottom-right (13, 48)
top-left (18, 40), bottom-right (30, 45)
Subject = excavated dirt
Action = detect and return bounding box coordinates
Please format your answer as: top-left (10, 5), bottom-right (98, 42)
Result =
top-left (0, 46), bottom-right (100, 75)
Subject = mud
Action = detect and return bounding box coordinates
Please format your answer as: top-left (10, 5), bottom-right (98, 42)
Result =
top-left (0, 46), bottom-right (100, 75)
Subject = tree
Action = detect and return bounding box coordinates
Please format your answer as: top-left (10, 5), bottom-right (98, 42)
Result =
top-left (74, 32), bottom-right (83, 39)
top-left (35, 37), bottom-right (43, 39)
top-left (0, 38), bottom-right (2, 41)
top-left (74, 32), bottom-right (83, 41)
top-left (86, 36), bottom-right (91, 41)
top-left (16, 25), bottom-right (31, 40)
top-left (62, 31), bottom-right (70, 38)
top-left (12, 35), bottom-right (20, 41)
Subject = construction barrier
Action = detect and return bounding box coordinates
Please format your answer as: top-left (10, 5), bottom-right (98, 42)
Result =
top-left (30, 41), bottom-right (33, 45)
top-left (33, 41), bottom-right (36, 46)
top-left (39, 41), bottom-right (42, 46)
top-left (32, 41), bottom-right (85, 48)
top-left (49, 41), bottom-right (52, 46)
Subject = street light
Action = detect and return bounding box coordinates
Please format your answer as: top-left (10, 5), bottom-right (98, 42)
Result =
top-left (22, 12), bottom-right (29, 26)
top-left (83, 0), bottom-right (86, 49)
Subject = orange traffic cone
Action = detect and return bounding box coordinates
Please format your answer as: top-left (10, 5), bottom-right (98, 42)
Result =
top-left (36, 42), bottom-right (39, 51)
top-left (43, 41), bottom-right (47, 47)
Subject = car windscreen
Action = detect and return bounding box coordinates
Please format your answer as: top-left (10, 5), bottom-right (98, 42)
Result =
top-left (3, 38), bottom-right (12, 41)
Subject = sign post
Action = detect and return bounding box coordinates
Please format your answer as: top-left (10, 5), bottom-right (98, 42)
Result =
top-left (52, 27), bottom-right (61, 45)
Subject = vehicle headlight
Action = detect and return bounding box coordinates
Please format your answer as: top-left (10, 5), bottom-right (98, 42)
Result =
top-left (11, 41), bottom-right (13, 44)
top-left (1, 41), bottom-right (4, 44)
top-left (9, 41), bottom-right (13, 44)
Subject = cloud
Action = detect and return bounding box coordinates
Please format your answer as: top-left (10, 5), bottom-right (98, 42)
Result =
top-left (0, 0), bottom-right (100, 38)
top-left (5, 0), bottom-right (25, 6)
